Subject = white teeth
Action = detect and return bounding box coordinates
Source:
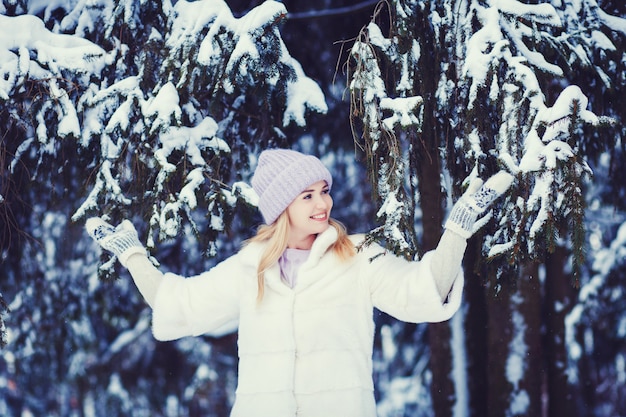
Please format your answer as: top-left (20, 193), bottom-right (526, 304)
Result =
top-left (311, 214), bottom-right (326, 219)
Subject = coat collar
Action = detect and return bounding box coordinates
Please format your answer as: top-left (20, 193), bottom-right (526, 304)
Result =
top-left (305, 225), bottom-right (339, 267)
top-left (264, 225), bottom-right (339, 294)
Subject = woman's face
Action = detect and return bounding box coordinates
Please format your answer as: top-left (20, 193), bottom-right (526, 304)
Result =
top-left (286, 180), bottom-right (333, 249)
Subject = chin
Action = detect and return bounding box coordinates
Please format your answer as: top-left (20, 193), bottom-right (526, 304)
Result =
top-left (316, 222), bottom-right (331, 233)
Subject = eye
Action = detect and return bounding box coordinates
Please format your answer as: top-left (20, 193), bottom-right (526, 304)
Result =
top-left (322, 188), bottom-right (330, 195)
top-left (302, 193), bottom-right (313, 200)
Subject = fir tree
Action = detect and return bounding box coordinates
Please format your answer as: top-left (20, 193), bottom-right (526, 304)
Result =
top-left (0, 0), bottom-right (328, 414)
top-left (348, 0), bottom-right (625, 416)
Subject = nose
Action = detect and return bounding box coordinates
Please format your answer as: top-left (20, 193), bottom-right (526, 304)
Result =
top-left (314, 193), bottom-right (331, 210)
top-left (314, 195), bottom-right (327, 208)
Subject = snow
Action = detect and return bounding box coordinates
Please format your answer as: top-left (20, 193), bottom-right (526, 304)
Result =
top-left (155, 116), bottom-right (224, 173)
top-left (100, 160), bottom-right (127, 200)
top-left (106, 99), bottom-right (133, 134)
top-left (105, 313), bottom-right (151, 356)
top-left (500, 15), bottom-right (563, 76)
top-left (451, 307), bottom-right (468, 417)
top-left (210, 210), bottom-right (225, 232)
top-left (463, 6), bottom-right (507, 108)
top-left (166, 395), bottom-right (179, 417)
top-left (81, 76), bottom-right (142, 148)
top-left (380, 97), bottom-right (423, 130)
top-left (169, 0), bottom-right (326, 126)
top-left (143, 82), bottom-right (182, 135)
top-left (507, 294), bottom-right (530, 415)
top-left (597, 7), bottom-right (626, 36)
top-left (463, 0), bottom-right (564, 109)
top-left (502, 84), bottom-right (599, 252)
top-left (366, 22), bottom-right (394, 55)
top-left (617, 355), bottom-right (626, 384)
top-left (376, 187), bottom-right (409, 250)
top-left (107, 373), bottom-right (131, 406)
top-left (170, 0), bottom-right (229, 59)
top-left (594, 223), bottom-right (626, 274)
top-left (495, 0), bottom-right (561, 25)
top-left (564, 221), bottom-right (626, 382)
top-left (533, 85), bottom-right (599, 139)
top-left (588, 30), bottom-right (616, 51)
top-left (525, 170), bottom-right (551, 246)
top-left (49, 78), bottom-right (81, 138)
top-left (397, 41), bottom-right (419, 93)
top-left (0, 14), bottom-right (108, 85)
top-left (350, 39), bottom-right (387, 103)
top-left (284, 58), bottom-right (328, 127)
top-left (517, 131), bottom-right (544, 172)
top-left (159, 202), bottom-right (182, 238)
top-left (72, 175), bottom-right (105, 222)
top-left (510, 390), bottom-right (531, 415)
top-left (232, 181), bottom-right (259, 206)
top-left (86, 76), bottom-right (141, 106)
top-left (380, 325), bottom-right (398, 362)
top-left (180, 168), bottom-right (205, 210)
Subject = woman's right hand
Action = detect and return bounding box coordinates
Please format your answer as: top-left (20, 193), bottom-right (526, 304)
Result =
top-left (86, 217), bottom-right (147, 267)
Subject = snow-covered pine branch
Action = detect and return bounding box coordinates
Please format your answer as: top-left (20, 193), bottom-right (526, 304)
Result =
top-left (348, 0), bottom-right (622, 275)
top-left (0, 0), bottom-right (327, 259)
top-left (349, 17), bottom-right (423, 259)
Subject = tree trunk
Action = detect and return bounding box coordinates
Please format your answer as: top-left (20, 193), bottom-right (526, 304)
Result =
top-left (517, 261), bottom-right (542, 417)
top-left (486, 261), bottom-right (542, 417)
top-left (417, 136), bottom-right (453, 416)
top-left (485, 266), bottom-right (514, 417)
top-left (416, 76), bottom-right (451, 417)
top-left (545, 246), bottom-right (581, 417)
top-left (429, 322), bottom-right (454, 417)
top-left (463, 238), bottom-right (489, 417)
top-left (415, 84), bottom-right (452, 417)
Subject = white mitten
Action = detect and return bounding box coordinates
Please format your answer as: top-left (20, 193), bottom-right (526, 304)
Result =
top-left (86, 217), bottom-right (147, 267)
top-left (445, 171), bottom-right (514, 239)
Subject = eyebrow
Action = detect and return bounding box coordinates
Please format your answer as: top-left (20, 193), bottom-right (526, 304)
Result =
top-left (300, 185), bottom-right (329, 194)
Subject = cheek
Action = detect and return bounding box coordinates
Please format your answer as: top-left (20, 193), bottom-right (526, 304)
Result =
top-left (287, 201), bottom-right (307, 223)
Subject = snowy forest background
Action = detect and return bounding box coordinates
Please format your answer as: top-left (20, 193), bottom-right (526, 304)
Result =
top-left (1, 0), bottom-right (625, 416)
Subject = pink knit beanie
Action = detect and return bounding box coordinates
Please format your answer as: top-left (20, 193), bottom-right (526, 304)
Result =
top-left (251, 149), bottom-right (333, 224)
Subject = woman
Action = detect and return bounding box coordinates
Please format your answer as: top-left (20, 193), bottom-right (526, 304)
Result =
top-left (86, 148), bottom-right (512, 417)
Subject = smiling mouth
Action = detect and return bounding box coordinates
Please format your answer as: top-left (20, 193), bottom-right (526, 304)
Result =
top-left (311, 213), bottom-right (327, 220)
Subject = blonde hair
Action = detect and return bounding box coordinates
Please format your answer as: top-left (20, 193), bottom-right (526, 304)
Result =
top-left (246, 212), bottom-right (356, 301)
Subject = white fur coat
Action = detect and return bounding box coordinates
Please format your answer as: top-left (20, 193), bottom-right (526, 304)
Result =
top-left (152, 226), bottom-right (463, 417)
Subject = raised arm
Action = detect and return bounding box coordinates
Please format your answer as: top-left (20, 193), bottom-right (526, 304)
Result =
top-left (86, 217), bottom-right (243, 340)
top-left (86, 217), bottom-right (163, 308)
top-left (431, 171), bottom-right (514, 300)
top-left (430, 230), bottom-right (467, 302)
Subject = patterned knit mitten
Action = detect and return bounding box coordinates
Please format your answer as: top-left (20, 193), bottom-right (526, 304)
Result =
top-left (86, 217), bottom-right (147, 267)
top-left (444, 171), bottom-right (514, 239)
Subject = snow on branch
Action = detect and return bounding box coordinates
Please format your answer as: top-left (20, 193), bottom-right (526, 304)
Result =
top-left (595, 6), bottom-right (626, 37)
top-left (349, 19), bottom-right (422, 258)
top-left (284, 59), bottom-right (328, 127)
top-left (464, 1), bottom-right (563, 110)
top-left (142, 82), bottom-right (182, 135)
top-left (166, 0), bottom-right (326, 127)
top-left (494, 0), bottom-right (561, 26)
top-left (380, 96), bottom-right (423, 130)
top-left (0, 14), bottom-right (108, 80)
top-left (488, 86), bottom-right (601, 264)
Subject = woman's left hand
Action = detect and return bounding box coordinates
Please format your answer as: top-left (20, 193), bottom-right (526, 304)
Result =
top-left (444, 171), bottom-right (514, 238)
